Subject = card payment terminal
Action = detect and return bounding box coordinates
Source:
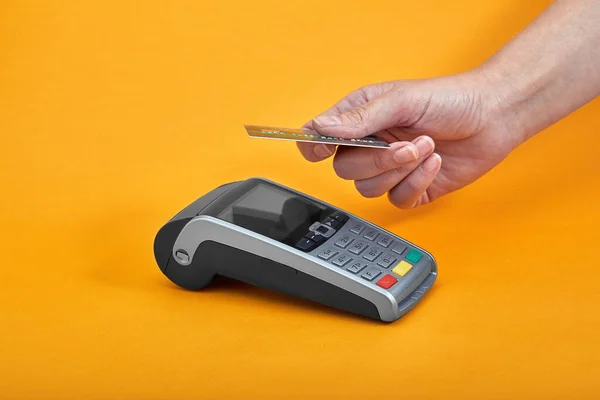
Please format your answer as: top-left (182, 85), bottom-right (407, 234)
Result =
top-left (153, 178), bottom-right (437, 322)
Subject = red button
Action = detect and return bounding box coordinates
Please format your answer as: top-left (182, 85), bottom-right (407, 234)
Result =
top-left (376, 274), bottom-right (398, 289)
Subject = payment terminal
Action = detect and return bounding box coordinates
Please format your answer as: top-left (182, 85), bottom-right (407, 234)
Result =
top-left (153, 178), bottom-right (437, 322)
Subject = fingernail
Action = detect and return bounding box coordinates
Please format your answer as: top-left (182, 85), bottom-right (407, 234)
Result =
top-left (414, 136), bottom-right (434, 157)
top-left (314, 144), bottom-right (333, 158)
top-left (313, 115), bottom-right (342, 127)
top-left (422, 153), bottom-right (442, 173)
top-left (392, 145), bottom-right (418, 163)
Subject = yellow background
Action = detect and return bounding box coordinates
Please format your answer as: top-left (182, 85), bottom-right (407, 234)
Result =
top-left (1, 0), bottom-right (599, 398)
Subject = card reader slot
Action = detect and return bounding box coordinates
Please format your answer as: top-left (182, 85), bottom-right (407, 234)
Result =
top-left (397, 272), bottom-right (437, 316)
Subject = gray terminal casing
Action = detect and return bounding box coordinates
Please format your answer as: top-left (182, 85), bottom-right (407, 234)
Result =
top-left (153, 178), bottom-right (437, 322)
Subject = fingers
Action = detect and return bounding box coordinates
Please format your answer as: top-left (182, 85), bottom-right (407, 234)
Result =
top-left (334, 136), bottom-right (434, 181)
top-left (296, 141), bottom-right (336, 162)
top-left (296, 118), bottom-right (338, 163)
top-left (296, 99), bottom-right (354, 163)
top-left (352, 136), bottom-right (435, 197)
top-left (311, 90), bottom-right (400, 139)
top-left (297, 132), bottom-right (442, 208)
top-left (296, 83), bottom-right (396, 162)
top-left (387, 153), bottom-right (442, 208)
top-left (331, 142), bottom-right (417, 180)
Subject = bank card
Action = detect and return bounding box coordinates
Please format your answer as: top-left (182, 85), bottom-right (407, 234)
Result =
top-left (245, 125), bottom-right (390, 148)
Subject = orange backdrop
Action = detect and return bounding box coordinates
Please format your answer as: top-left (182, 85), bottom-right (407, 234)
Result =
top-left (2, 0), bottom-right (599, 399)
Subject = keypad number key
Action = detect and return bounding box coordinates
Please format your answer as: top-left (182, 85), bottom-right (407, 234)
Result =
top-left (363, 248), bottom-right (383, 262)
top-left (377, 236), bottom-right (393, 248)
top-left (363, 229), bottom-right (379, 242)
top-left (346, 261), bottom-right (368, 274)
top-left (349, 222), bottom-right (366, 235)
top-left (334, 235), bottom-right (354, 249)
top-left (331, 254), bottom-right (353, 267)
top-left (361, 267), bottom-right (382, 281)
top-left (348, 240), bottom-right (369, 255)
top-left (317, 248), bottom-right (339, 260)
top-left (377, 253), bottom-right (397, 269)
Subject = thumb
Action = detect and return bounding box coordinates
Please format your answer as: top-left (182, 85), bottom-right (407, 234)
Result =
top-left (311, 92), bottom-right (399, 138)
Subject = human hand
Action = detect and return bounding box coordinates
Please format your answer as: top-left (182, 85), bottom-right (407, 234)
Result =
top-left (297, 72), bottom-right (522, 208)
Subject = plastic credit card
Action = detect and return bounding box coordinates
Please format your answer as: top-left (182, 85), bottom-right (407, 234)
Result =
top-left (245, 125), bottom-right (390, 148)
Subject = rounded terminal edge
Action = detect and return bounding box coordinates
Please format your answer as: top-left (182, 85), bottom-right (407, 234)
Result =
top-left (174, 249), bottom-right (192, 266)
top-left (377, 287), bottom-right (402, 322)
top-left (153, 218), bottom-right (192, 273)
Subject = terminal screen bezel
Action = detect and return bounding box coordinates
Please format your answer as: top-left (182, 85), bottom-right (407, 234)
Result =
top-left (201, 179), bottom-right (337, 247)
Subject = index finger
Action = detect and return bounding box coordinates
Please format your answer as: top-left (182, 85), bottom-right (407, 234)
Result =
top-left (296, 87), bottom-right (377, 162)
top-left (296, 100), bottom-right (353, 162)
top-left (296, 141), bottom-right (337, 162)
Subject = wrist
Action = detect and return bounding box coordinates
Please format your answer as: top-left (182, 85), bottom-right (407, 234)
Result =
top-left (471, 60), bottom-right (548, 148)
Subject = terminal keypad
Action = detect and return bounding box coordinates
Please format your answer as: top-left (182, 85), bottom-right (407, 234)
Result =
top-left (313, 219), bottom-right (425, 291)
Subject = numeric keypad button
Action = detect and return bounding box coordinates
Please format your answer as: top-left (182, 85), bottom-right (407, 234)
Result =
top-left (331, 254), bottom-right (353, 267)
top-left (377, 253), bottom-right (397, 269)
top-left (377, 236), bottom-right (393, 248)
top-left (348, 240), bottom-right (369, 255)
top-left (334, 235), bottom-right (355, 249)
top-left (346, 262), bottom-right (368, 274)
top-left (363, 229), bottom-right (379, 242)
top-left (349, 222), bottom-right (366, 235)
top-left (363, 248), bottom-right (383, 262)
top-left (317, 248), bottom-right (339, 260)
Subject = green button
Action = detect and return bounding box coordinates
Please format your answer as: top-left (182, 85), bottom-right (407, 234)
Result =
top-left (405, 249), bottom-right (422, 263)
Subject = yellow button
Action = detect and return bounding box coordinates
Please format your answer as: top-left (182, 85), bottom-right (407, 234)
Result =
top-left (392, 260), bottom-right (412, 277)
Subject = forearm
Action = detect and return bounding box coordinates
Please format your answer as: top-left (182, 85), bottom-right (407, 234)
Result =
top-left (477, 0), bottom-right (600, 143)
